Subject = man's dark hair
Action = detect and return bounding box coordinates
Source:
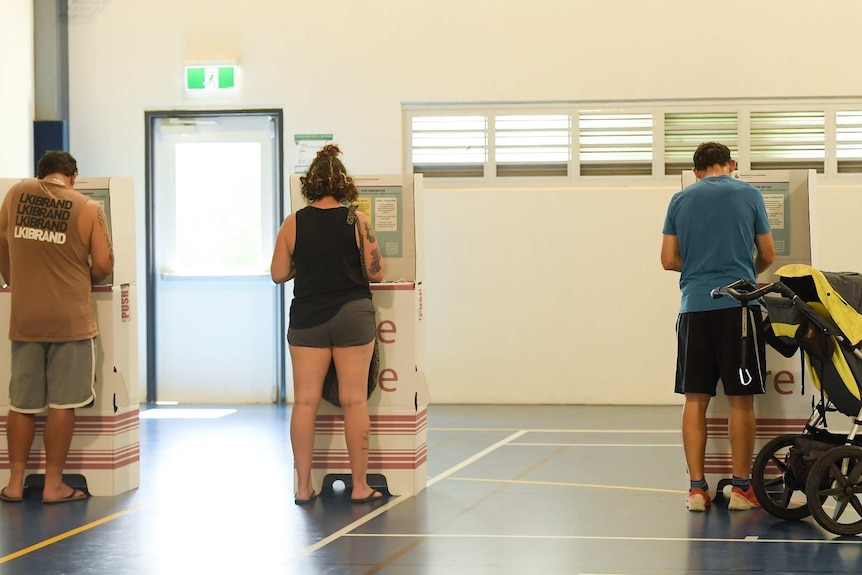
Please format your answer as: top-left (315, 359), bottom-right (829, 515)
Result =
top-left (692, 142), bottom-right (732, 171)
top-left (36, 151), bottom-right (78, 179)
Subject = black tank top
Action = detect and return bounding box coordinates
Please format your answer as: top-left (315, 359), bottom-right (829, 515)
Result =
top-left (289, 205), bottom-right (371, 329)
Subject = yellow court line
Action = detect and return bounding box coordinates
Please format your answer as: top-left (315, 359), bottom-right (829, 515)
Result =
top-left (0, 504), bottom-right (147, 564)
top-left (450, 476), bottom-right (686, 495)
top-left (290, 430), bottom-right (529, 560)
top-left (510, 443), bottom-right (683, 447)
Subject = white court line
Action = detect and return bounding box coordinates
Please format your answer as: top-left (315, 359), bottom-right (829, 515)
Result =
top-left (509, 443), bottom-right (682, 447)
top-left (289, 430), bottom-right (528, 559)
top-left (432, 428), bottom-right (679, 434)
top-left (427, 430), bottom-right (528, 487)
top-left (450, 476), bottom-right (686, 495)
top-left (342, 532), bottom-right (859, 545)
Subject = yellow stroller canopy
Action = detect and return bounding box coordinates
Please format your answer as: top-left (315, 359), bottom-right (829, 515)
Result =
top-left (776, 264), bottom-right (862, 348)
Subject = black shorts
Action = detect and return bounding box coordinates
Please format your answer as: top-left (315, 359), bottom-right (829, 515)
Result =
top-left (675, 307), bottom-right (767, 396)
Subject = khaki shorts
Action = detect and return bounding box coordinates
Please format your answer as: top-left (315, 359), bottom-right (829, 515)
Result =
top-left (9, 339), bottom-right (96, 413)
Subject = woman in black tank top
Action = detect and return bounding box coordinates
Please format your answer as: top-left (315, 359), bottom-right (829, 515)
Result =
top-left (271, 145), bottom-right (386, 504)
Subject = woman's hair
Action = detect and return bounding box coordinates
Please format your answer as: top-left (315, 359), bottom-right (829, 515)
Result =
top-left (300, 144), bottom-right (357, 203)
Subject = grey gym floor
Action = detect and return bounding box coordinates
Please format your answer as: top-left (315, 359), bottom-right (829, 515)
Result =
top-left (1, 404), bottom-right (860, 575)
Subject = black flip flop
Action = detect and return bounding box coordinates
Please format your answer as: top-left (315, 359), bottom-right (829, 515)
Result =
top-left (294, 491), bottom-right (318, 506)
top-left (0, 487), bottom-right (23, 503)
top-left (350, 490), bottom-right (385, 504)
top-left (42, 488), bottom-right (88, 504)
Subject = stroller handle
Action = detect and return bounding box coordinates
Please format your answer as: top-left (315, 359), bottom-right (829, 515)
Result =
top-left (709, 278), bottom-right (799, 387)
top-left (710, 279), bottom-right (797, 304)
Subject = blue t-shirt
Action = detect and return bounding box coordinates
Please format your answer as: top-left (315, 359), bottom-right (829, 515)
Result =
top-left (663, 175), bottom-right (771, 313)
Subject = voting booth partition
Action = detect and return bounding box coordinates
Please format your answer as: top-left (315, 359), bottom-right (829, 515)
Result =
top-left (0, 177), bottom-right (140, 496)
top-left (678, 170), bottom-right (818, 497)
top-left (288, 174), bottom-right (430, 498)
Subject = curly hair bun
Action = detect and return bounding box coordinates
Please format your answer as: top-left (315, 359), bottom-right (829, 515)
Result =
top-left (317, 144), bottom-right (341, 159)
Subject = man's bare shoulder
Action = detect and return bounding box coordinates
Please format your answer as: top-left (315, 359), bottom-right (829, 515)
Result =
top-left (80, 197), bottom-right (103, 214)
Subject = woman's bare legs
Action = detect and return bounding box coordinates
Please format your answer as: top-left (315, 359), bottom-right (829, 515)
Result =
top-left (333, 340), bottom-right (377, 500)
top-left (288, 345), bottom-right (330, 501)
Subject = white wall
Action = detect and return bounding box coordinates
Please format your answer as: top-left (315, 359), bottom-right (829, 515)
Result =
top-left (66, 0), bottom-right (862, 404)
top-left (0, 0), bottom-right (33, 178)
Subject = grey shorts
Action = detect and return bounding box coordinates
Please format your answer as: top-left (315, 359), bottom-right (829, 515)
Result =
top-left (9, 339), bottom-right (97, 413)
top-left (288, 298), bottom-right (376, 347)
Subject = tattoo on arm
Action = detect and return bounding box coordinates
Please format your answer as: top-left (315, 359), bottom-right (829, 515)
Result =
top-left (97, 206), bottom-right (115, 262)
top-left (370, 248), bottom-right (382, 274)
top-left (363, 220), bottom-right (377, 244)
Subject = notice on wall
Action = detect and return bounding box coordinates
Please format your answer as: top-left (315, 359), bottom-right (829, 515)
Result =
top-left (294, 134), bottom-right (333, 174)
top-left (357, 186), bottom-right (403, 257)
top-left (749, 181), bottom-right (790, 257)
top-left (375, 197), bottom-right (398, 232)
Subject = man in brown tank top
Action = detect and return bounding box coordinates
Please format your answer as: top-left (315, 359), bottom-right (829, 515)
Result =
top-left (0, 151), bottom-right (113, 503)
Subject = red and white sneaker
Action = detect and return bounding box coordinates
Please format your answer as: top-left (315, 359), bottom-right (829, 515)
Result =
top-left (686, 488), bottom-right (710, 512)
top-left (728, 486), bottom-right (760, 511)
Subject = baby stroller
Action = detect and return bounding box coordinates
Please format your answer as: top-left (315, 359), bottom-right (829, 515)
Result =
top-left (712, 264), bottom-right (862, 536)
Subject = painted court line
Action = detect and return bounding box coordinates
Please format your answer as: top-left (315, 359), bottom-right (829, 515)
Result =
top-left (290, 430), bottom-right (528, 559)
top-left (510, 442), bottom-right (682, 447)
top-left (432, 427), bottom-right (680, 434)
top-left (450, 476), bottom-right (686, 495)
top-left (0, 505), bottom-right (146, 564)
top-left (342, 532), bottom-right (861, 546)
top-left (427, 430), bottom-right (528, 486)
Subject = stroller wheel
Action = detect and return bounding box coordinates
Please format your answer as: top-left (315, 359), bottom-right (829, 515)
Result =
top-left (752, 434), bottom-right (812, 520)
top-left (804, 445), bottom-right (862, 536)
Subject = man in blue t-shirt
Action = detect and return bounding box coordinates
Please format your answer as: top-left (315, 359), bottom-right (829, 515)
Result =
top-left (661, 142), bottom-right (775, 513)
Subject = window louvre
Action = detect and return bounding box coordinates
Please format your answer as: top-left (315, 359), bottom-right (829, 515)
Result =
top-left (405, 101), bottom-right (862, 182)
top-left (579, 113), bottom-right (653, 176)
top-left (411, 115), bottom-right (487, 178)
top-left (750, 111), bottom-right (825, 172)
top-left (837, 111), bottom-right (862, 173)
top-left (664, 112), bottom-right (738, 175)
top-left (494, 114), bottom-right (570, 177)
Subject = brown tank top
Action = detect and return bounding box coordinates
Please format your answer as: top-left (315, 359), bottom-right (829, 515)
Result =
top-left (5, 178), bottom-right (98, 341)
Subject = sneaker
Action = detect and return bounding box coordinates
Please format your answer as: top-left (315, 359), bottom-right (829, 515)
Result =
top-left (686, 488), bottom-right (710, 512)
top-left (728, 486), bottom-right (760, 511)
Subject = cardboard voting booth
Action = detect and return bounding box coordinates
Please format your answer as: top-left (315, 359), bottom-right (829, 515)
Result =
top-left (0, 177), bottom-right (140, 496)
top-left (679, 170), bottom-right (818, 496)
top-left (288, 174), bottom-right (430, 497)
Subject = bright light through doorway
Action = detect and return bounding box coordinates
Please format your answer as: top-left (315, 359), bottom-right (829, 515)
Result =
top-left (173, 142), bottom-right (263, 274)
top-left (139, 408), bottom-right (237, 420)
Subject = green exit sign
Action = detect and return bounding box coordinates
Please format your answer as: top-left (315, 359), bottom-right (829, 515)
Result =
top-left (185, 66), bottom-right (236, 91)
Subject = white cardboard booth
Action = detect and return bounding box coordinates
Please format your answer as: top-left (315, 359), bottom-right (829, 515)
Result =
top-left (0, 177), bottom-right (140, 496)
top-left (288, 174), bottom-right (430, 497)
